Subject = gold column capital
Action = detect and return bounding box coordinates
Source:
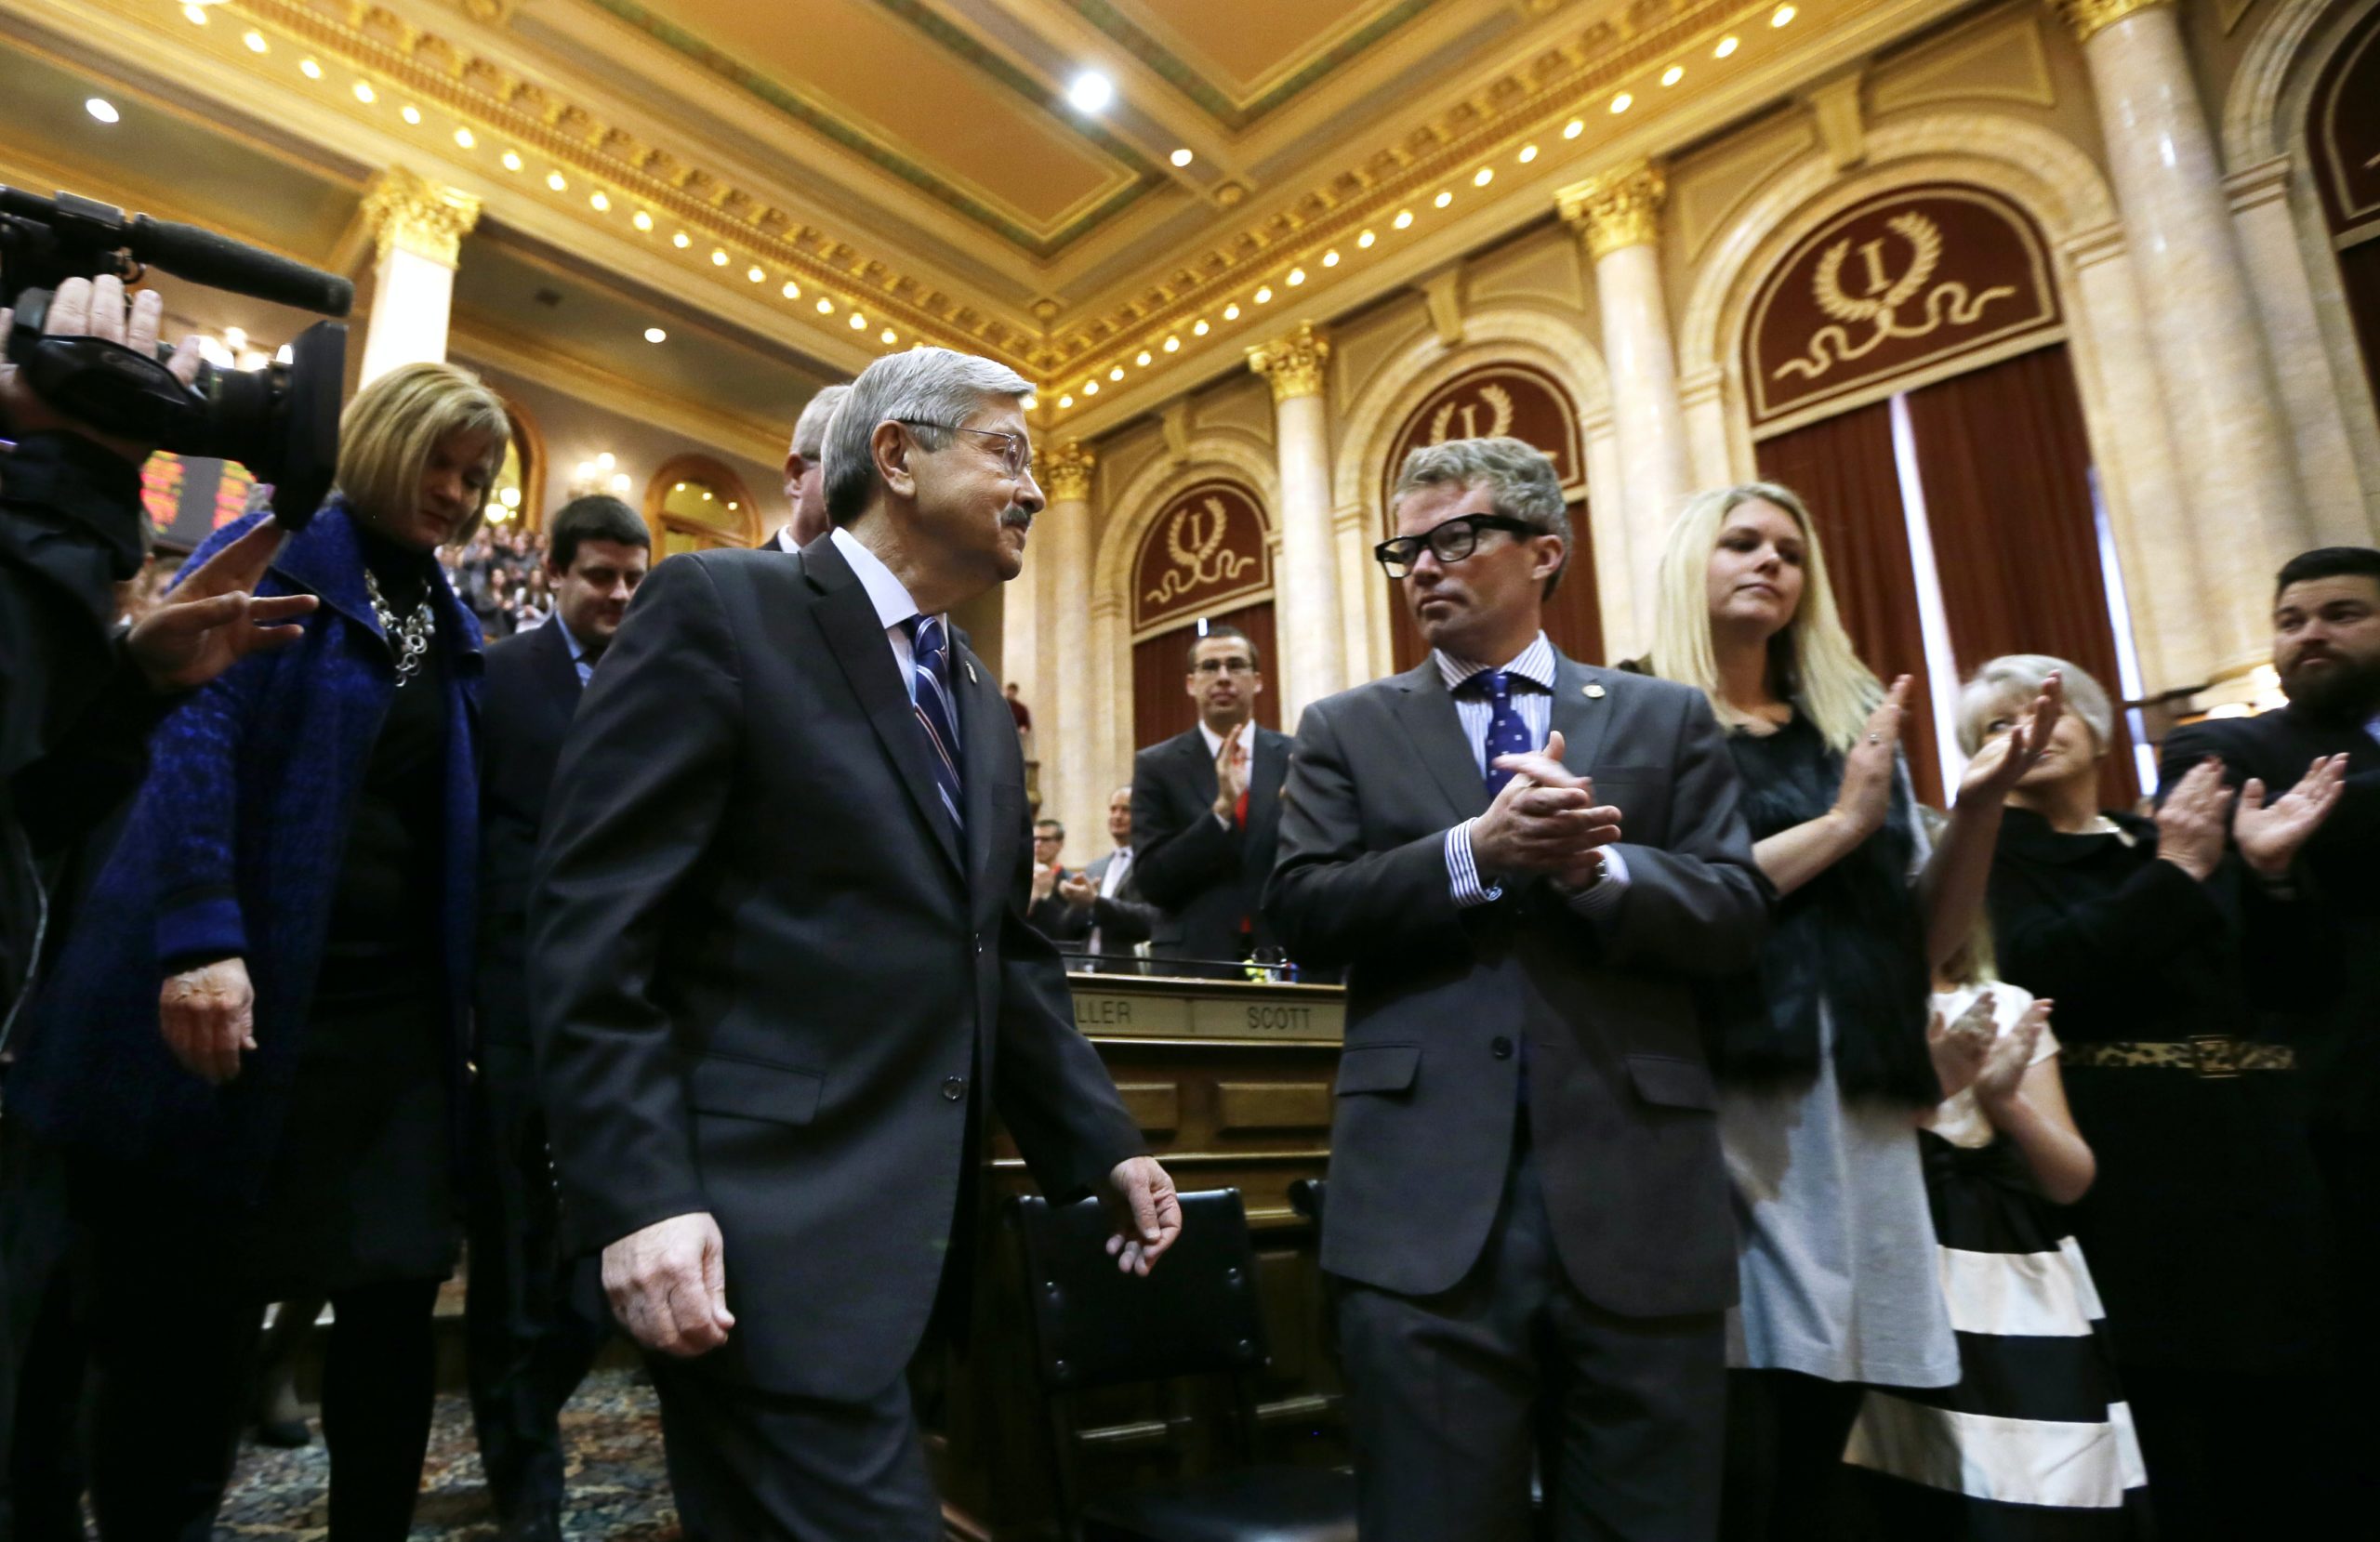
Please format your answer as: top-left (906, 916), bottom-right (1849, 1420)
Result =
top-left (1558, 162), bottom-right (1667, 261)
top-left (2049, 0), bottom-right (2173, 45)
top-left (1043, 440), bottom-right (1095, 504)
top-left (361, 166), bottom-right (482, 269)
top-left (1248, 323), bottom-right (1331, 402)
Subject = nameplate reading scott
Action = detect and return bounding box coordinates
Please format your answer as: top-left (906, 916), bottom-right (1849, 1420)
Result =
top-left (1070, 990), bottom-right (1343, 1042)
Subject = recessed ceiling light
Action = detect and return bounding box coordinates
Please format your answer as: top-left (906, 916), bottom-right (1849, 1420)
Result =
top-left (1357, 229), bottom-right (1376, 247)
top-left (1164, 336), bottom-right (1181, 350)
top-left (84, 98), bottom-right (119, 124)
top-left (1066, 72), bottom-right (1114, 113)
top-left (1610, 92), bottom-right (1633, 113)
top-left (1170, 148), bottom-right (1194, 167)
top-left (1715, 34), bottom-right (1739, 58)
top-left (453, 126), bottom-right (474, 149)
top-left (633, 210), bottom-right (654, 231)
top-left (1518, 144), bottom-right (1539, 164)
top-left (591, 191), bottom-right (611, 212)
top-left (781, 280), bottom-right (800, 298)
top-left (502, 150), bottom-right (522, 171)
top-left (643, 327), bottom-right (667, 343)
top-left (816, 297), bottom-right (834, 314)
top-left (1434, 191), bottom-right (1452, 208)
top-left (1287, 267), bottom-right (1306, 285)
top-left (1662, 64), bottom-right (1685, 86)
top-left (747, 266), bottom-right (766, 283)
top-left (401, 105), bottom-right (421, 125)
top-left (1254, 285), bottom-right (1274, 303)
top-left (1109, 365), bottom-right (1125, 380)
top-left (243, 29), bottom-right (267, 53)
top-left (1136, 350), bottom-right (1152, 366)
top-left (710, 250), bottom-right (728, 267)
top-left (1193, 319), bottom-right (1210, 336)
top-left (1223, 303), bottom-right (1240, 320)
top-left (547, 171), bottom-right (567, 191)
top-left (1059, 394), bottom-right (1074, 409)
top-left (849, 313), bottom-right (867, 330)
top-left (300, 58), bottom-right (324, 80)
top-left (881, 327), bottom-right (898, 345)
top-left (1474, 167), bottom-right (1494, 187)
top-left (223, 326), bottom-right (246, 351)
top-left (1084, 380), bottom-right (1100, 395)
top-left (1393, 210), bottom-right (1413, 229)
top-left (183, 4), bottom-right (209, 24)
top-left (351, 81), bottom-right (376, 104)
top-left (1323, 250), bottom-right (1340, 267)
top-left (1772, 6), bottom-right (1796, 26)
top-left (673, 231), bottom-right (691, 248)
top-left (1021, 393), bottom-right (1036, 409)
top-left (1563, 119), bottom-right (1584, 138)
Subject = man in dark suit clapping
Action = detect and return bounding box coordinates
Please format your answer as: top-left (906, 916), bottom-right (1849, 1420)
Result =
top-left (1265, 437), bottom-right (1767, 1541)
top-left (469, 494), bottom-right (647, 1542)
top-left (1131, 626), bottom-right (1291, 977)
top-left (529, 348), bottom-right (1180, 1538)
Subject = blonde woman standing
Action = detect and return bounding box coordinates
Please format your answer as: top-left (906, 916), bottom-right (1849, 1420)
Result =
top-left (1636, 483), bottom-right (2058, 1542)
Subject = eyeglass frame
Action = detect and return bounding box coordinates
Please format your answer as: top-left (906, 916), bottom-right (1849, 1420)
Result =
top-left (1188, 655), bottom-right (1259, 678)
top-left (1373, 512), bottom-right (1543, 578)
top-left (893, 419), bottom-right (1036, 479)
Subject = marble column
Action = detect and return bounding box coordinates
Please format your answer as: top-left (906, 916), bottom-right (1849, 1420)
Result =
top-left (1561, 165), bottom-right (1691, 603)
top-left (1248, 323), bottom-right (1345, 725)
top-left (357, 166), bottom-right (480, 386)
top-left (1004, 497), bottom-right (1046, 809)
top-left (2056, 0), bottom-right (2310, 674)
top-left (1041, 440), bottom-right (1099, 849)
top-left (1332, 503), bottom-right (1380, 684)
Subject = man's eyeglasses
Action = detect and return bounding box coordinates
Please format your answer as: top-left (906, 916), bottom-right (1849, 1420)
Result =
top-left (1191, 657), bottom-right (1257, 678)
top-left (1373, 514), bottom-right (1539, 578)
top-left (896, 420), bottom-right (1034, 479)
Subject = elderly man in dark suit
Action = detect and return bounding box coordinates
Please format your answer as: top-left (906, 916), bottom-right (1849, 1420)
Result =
top-left (1131, 626), bottom-right (1291, 977)
top-left (761, 382), bottom-right (852, 553)
top-left (1265, 437), bottom-right (1768, 1541)
top-left (529, 348), bottom-right (1181, 1538)
top-left (469, 494), bottom-right (647, 1542)
top-left (2159, 544), bottom-right (2380, 1493)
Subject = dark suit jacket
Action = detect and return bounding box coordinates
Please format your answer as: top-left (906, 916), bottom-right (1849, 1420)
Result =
top-left (528, 538), bottom-right (1144, 1401)
top-left (1131, 723), bottom-right (1290, 970)
top-left (477, 619), bottom-right (582, 1055)
top-left (2161, 704), bottom-right (2380, 1130)
top-left (1263, 654), bottom-right (1766, 1316)
top-left (1025, 866), bottom-right (1090, 946)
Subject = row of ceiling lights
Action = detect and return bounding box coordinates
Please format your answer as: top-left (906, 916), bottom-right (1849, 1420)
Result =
top-left (1048, 6), bottom-right (1798, 416)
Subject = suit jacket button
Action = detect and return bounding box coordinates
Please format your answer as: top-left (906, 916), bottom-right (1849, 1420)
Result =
top-left (943, 1075), bottom-right (967, 1101)
top-left (1490, 1036), bottom-right (1514, 1061)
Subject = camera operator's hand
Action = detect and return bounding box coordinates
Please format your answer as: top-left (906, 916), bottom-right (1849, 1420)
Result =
top-left (0, 275), bottom-right (204, 461)
top-left (127, 520), bottom-right (318, 692)
top-left (160, 956), bottom-right (255, 1085)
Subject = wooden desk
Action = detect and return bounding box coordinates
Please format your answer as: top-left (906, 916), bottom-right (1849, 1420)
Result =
top-left (928, 973), bottom-right (1350, 1540)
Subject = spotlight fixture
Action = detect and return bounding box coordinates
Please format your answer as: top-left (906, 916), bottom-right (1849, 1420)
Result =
top-left (1610, 92), bottom-right (1633, 113)
top-left (1393, 210), bottom-right (1413, 230)
top-left (816, 297), bottom-right (834, 314)
top-left (1193, 320), bottom-right (1210, 336)
top-left (502, 150), bottom-right (523, 171)
top-left (1164, 336), bottom-right (1181, 350)
top-left (1518, 144), bottom-right (1539, 164)
top-left (1474, 168), bottom-right (1494, 187)
top-left (1772, 5), bottom-right (1796, 25)
top-left (1170, 148), bottom-right (1194, 167)
top-left (673, 231), bottom-right (691, 248)
top-left (1323, 250), bottom-right (1340, 267)
top-left (1136, 350), bottom-right (1152, 366)
top-left (300, 58), bottom-right (324, 80)
top-left (1066, 72), bottom-right (1115, 113)
top-left (644, 327), bottom-right (667, 343)
top-left (351, 81), bottom-right (376, 104)
top-left (1059, 394), bottom-right (1074, 409)
top-left (1434, 191), bottom-right (1452, 208)
top-left (1223, 304), bottom-right (1240, 320)
top-left (1287, 267), bottom-right (1305, 285)
top-left (591, 191), bottom-right (612, 212)
top-left (1254, 285), bottom-right (1274, 303)
top-left (1109, 365), bottom-right (1125, 380)
top-left (547, 171), bottom-right (567, 191)
top-left (1563, 119), bottom-right (1584, 138)
top-left (633, 210), bottom-right (654, 231)
top-left (1357, 230), bottom-right (1377, 248)
top-left (243, 29), bottom-right (268, 53)
top-left (1084, 380), bottom-right (1100, 395)
top-left (182, 4), bottom-right (209, 24)
top-left (84, 98), bottom-right (119, 125)
top-left (881, 328), bottom-right (898, 345)
top-left (747, 265), bottom-right (765, 283)
top-left (453, 126), bottom-right (474, 149)
top-left (710, 250), bottom-right (728, 267)
top-left (849, 313), bottom-right (866, 330)
top-left (1715, 34), bottom-right (1739, 58)
top-left (401, 105), bottom-right (422, 125)
top-left (782, 281), bottom-right (800, 298)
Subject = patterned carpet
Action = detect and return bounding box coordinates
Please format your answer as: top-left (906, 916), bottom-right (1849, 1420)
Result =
top-left (215, 1370), bottom-right (678, 1540)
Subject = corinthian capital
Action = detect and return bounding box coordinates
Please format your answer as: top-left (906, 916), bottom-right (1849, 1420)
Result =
top-left (1247, 323), bottom-right (1331, 402)
top-left (362, 166), bottom-right (482, 268)
top-left (1558, 163), bottom-right (1666, 261)
top-left (2049, 0), bottom-right (2172, 45)
top-left (1043, 440), bottom-right (1095, 504)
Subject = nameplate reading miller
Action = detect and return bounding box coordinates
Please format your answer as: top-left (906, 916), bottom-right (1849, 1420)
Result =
top-left (1068, 978), bottom-right (1345, 1042)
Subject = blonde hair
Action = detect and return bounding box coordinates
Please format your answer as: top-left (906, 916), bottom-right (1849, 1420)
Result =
top-left (1645, 481), bottom-right (1881, 753)
top-left (333, 362), bottom-right (509, 541)
top-left (1959, 653), bottom-right (2114, 757)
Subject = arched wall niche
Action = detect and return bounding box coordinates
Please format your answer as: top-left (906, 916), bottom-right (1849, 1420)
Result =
top-left (643, 453), bottom-right (762, 555)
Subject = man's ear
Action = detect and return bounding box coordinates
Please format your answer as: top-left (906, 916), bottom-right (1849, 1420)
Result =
top-left (872, 420), bottom-right (916, 501)
top-left (1532, 534), bottom-right (1567, 586)
top-left (782, 450), bottom-right (806, 498)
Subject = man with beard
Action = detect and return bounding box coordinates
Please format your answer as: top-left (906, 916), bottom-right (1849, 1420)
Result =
top-left (469, 494), bottom-right (648, 1541)
top-left (2159, 545), bottom-right (2380, 1496)
top-left (1130, 627), bottom-right (1292, 978)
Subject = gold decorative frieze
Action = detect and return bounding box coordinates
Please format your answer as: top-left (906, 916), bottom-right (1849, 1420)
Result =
top-left (1558, 163), bottom-right (1667, 260)
top-left (361, 165), bottom-right (480, 267)
top-left (1248, 324), bottom-right (1331, 402)
top-left (2050, 0), bottom-right (2174, 45)
top-left (1042, 441), bottom-right (1096, 504)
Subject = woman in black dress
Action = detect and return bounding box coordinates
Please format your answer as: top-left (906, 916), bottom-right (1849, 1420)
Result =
top-left (27, 362), bottom-right (508, 1539)
top-left (1964, 652), bottom-right (2347, 1542)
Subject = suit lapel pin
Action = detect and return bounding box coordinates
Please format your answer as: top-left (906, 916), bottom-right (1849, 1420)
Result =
top-left (1582, 682), bottom-right (1606, 700)
top-left (965, 659), bottom-right (978, 684)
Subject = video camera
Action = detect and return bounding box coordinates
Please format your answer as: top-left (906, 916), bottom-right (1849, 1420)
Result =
top-left (0, 185), bottom-right (354, 526)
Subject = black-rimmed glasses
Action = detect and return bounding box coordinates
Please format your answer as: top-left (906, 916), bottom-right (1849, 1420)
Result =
top-left (1374, 514), bottom-right (1539, 578)
top-left (896, 419), bottom-right (1035, 479)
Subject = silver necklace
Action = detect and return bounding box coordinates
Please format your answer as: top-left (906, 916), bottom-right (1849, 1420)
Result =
top-left (364, 569), bottom-right (437, 687)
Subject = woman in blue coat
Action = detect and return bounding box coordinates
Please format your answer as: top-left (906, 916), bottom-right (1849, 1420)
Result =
top-left (20, 361), bottom-right (508, 1541)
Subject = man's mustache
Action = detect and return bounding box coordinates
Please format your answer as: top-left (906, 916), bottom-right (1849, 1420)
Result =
top-left (999, 506), bottom-right (1034, 531)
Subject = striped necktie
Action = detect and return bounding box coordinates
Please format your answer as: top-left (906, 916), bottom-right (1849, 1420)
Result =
top-left (904, 615), bottom-right (964, 832)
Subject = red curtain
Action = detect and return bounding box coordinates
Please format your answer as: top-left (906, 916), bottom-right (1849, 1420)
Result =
top-left (1754, 402), bottom-right (1945, 805)
top-left (1904, 345), bottom-right (2136, 806)
top-left (1387, 499), bottom-right (1603, 674)
top-left (1130, 600), bottom-right (1280, 755)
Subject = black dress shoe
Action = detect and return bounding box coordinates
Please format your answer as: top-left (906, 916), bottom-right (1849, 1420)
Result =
top-left (253, 1417), bottom-right (312, 1449)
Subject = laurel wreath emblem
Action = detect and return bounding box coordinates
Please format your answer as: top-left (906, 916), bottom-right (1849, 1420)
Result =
top-left (1776, 211), bottom-right (2017, 382)
top-left (1426, 382), bottom-right (1515, 445)
top-left (1144, 495), bottom-right (1256, 609)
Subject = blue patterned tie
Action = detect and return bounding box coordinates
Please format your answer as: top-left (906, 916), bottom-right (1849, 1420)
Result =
top-left (904, 615), bottom-right (964, 832)
top-left (1475, 670), bottom-right (1534, 796)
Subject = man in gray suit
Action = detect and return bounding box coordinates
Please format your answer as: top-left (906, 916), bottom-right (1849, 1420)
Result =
top-left (1057, 785), bottom-right (1160, 972)
top-left (1265, 438), bottom-right (1767, 1541)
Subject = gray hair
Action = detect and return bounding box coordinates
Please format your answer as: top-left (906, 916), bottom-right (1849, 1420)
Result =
top-left (1390, 436), bottom-right (1571, 596)
top-left (822, 348), bottom-right (1032, 525)
top-left (789, 382), bottom-right (853, 462)
top-left (1957, 653), bottom-right (2115, 756)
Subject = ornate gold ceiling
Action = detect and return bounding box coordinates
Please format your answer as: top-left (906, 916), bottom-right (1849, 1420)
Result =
top-left (0, 0), bottom-right (1967, 435)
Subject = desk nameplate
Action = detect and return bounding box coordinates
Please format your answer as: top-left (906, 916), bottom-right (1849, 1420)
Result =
top-left (1070, 987), bottom-right (1343, 1042)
